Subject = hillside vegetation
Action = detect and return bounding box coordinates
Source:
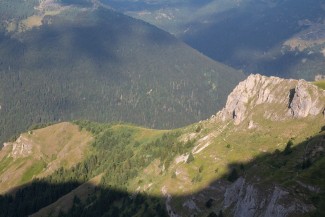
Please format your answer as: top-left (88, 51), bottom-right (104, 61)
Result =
top-left (0, 75), bottom-right (324, 217)
top-left (0, 122), bottom-right (93, 193)
top-left (0, 116), bottom-right (323, 216)
top-left (313, 80), bottom-right (325, 90)
top-left (0, 2), bottom-right (244, 144)
top-left (0, 121), bottom-right (184, 216)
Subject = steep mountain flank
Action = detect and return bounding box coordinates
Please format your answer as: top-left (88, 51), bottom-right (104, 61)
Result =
top-left (181, 0), bottom-right (325, 80)
top-left (146, 75), bottom-right (325, 217)
top-left (106, 0), bottom-right (325, 80)
top-left (0, 1), bottom-right (244, 144)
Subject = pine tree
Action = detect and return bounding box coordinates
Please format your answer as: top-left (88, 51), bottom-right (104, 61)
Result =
top-left (186, 152), bottom-right (194, 163)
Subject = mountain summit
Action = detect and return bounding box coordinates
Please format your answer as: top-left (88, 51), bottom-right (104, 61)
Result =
top-left (216, 74), bottom-right (325, 125)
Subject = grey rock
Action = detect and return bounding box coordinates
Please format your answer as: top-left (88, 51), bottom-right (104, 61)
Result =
top-left (216, 74), bottom-right (325, 124)
top-left (289, 80), bottom-right (325, 118)
top-left (223, 178), bottom-right (314, 217)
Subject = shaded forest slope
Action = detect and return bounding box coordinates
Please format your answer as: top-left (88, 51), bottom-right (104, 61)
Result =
top-left (0, 1), bottom-right (244, 144)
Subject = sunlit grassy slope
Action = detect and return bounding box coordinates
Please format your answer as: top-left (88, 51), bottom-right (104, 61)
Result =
top-left (0, 115), bottom-right (324, 216)
top-left (137, 116), bottom-right (324, 193)
top-left (0, 122), bottom-right (93, 193)
top-left (313, 80), bottom-right (325, 90)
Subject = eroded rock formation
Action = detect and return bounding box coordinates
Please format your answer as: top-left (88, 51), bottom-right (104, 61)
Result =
top-left (216, 74), bottom-right (325, 125)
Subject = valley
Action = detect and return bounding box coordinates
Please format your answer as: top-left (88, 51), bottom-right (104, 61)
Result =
top-left (103, 0), bottom-right (325, 80)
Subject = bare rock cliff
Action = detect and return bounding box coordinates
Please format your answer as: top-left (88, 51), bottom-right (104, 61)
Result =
top-left (289, 79), bottom-right (325, 118)
top-left (216, 74), bottom-right (325, 125)
top-left (223, 178), bottom-right (314, 217)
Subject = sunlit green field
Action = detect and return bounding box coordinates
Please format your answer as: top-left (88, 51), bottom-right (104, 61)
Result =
top-left (313, 80), bottom-right (325, 90)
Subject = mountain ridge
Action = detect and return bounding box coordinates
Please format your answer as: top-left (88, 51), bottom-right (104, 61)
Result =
top-left (0, 74), bottom-right (324, 216)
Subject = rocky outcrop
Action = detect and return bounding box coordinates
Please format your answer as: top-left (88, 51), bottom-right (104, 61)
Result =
top-left (216, 74), bottom-right (325, 125)
top-left (8, 135), bottom-right (33, 159)
top-left (223, 178), bottom-right (314, 217)
top-left (171, 176), bottom-right (315, 217)
top-left (289, 79), bottom-right (324, 118)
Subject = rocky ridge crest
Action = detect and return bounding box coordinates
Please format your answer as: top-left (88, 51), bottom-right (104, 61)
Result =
top-left (216, 74), bottom-right (325, 125)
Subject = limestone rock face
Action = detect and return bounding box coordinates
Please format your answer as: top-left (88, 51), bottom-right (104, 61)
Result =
top-left (216, 74), bottom-right (325, 125)
top-left (289, 80), bottom-right (324, 118)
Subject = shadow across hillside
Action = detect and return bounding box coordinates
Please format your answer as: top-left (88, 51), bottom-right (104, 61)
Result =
top-left (0, 4), bottom-right (245, 146)
top-left (0, 129), bottom-right (324, 217)
top-left (0, 179), bottom-right (169, 217)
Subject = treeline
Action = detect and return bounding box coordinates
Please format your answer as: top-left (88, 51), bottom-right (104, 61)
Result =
top-left (0, 122), bottom-right (195, 216)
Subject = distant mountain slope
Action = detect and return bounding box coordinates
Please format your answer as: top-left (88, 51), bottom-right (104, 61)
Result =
top-left (0, 1), bottom-right (244, 144)
top-left (105, 0), bottom-right (325, 80)
top-left (182, 0), bottom-right (325, 80)
top-left (0, 75), bottom-right (324, 217)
